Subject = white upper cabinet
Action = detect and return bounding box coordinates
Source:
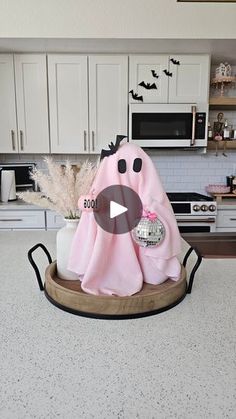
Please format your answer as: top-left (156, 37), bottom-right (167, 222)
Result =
top-left (168, 55), bottom-right (210, 104)
top-left (48, 55), bottom-right (89, 154)
top-left (14, 54), bottom-right (50, 153)
top-left (0, 55), bottom-right (18, 153)
top-left (129, 54), bottom-right (210, 105)
top-left (129, 55), bottom-right (169, 104)
top-left (89, 55), bottom-right (128, 153)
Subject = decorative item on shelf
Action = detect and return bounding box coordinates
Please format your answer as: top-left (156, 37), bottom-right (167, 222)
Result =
top-left (208, 121), bottom-right (213, 141)
top-left (132, 210), bottom-right (165, 248)
top-left (213, 112), bottom-right (224, 156)
top-left (223, 119), bottom-right (231, 140)
top-left (215, 62), bottom-right (232, 78)
top-left (18, 157), bottom-right (98, 280)
top-left (206, 185), bottom-right (231, 195)
top-left (213, 112), bottom-right (224, 138)
top-left (211, 62), bottom-right (236, 96)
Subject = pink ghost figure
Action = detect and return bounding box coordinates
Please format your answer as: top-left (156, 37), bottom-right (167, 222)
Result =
top-left (68, 142), bottom-right (181, 296)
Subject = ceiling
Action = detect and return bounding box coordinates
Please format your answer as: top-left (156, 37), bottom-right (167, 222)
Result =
top-left (0, 38), bottom-right (236, 63)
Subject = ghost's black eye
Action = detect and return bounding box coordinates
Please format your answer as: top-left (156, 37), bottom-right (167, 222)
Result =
top-left (118, 159), bottom-right (126, 174)
top-left (133, 158), bottom-right (142, 173)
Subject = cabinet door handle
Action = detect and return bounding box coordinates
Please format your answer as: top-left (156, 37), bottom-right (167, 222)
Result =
top-left (20, 130), bottom-right (24, 151)
top-left (92, 131), bottom-right (95, 151)
top-left (0, 219), bottom-right (23, 222)
top-left (229, 218), bottom-right (236, 221)
top-left (84, 130), bottom-right (87, 151)
top-left (11, 130), bottom-right (16, 151)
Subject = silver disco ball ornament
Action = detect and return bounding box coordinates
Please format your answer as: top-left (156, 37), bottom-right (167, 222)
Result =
top-left (132, 216), bottom-right (165, 247)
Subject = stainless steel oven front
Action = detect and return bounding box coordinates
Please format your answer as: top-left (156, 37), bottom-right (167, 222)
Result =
top-left (129, 103), bottom-right (208, 148)
top-left (176, 215), bottom-right (216, 234)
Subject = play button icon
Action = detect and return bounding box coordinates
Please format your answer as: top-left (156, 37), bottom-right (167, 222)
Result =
top-left (110, 201), bottom-right (128, 219)
top-left (93, 184), bottom-right (143, 234)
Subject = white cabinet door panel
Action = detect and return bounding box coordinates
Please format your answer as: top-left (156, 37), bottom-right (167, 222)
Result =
top-left (14, 54), bottom-right (49, 153)
top-left (89, 56), bottom-right (128, 153)
top-left (129, 55), bottom-right (169, 103)
top-left (0, 55), bottom-right (18, 153)
top-left (169, 55), bottom-right (210, 104)
top-left (48, 55), bottom-right (88, 154)
top-left (46, 210), bottom-right (65, 229)
top-left (217, 210), bottom-right (236, 229)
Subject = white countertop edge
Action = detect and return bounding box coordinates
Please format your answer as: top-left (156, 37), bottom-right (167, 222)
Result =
top-left (0, 200), bottom-right (46, 211)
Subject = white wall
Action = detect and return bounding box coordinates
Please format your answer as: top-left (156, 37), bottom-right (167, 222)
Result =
top-left (0, 0), bottom-right (236, 39)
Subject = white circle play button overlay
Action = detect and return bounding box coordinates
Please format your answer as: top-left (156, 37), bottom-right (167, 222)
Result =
top-left (93, 185), bottom-right (143, 234)
top-left (110, 201), bottom-right (128, 219)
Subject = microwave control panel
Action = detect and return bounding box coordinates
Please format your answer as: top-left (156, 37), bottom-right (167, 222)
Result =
top-left (195, 113), bottom-right (206, 139)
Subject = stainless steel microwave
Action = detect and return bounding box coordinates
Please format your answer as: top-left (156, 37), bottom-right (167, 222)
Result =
top-left (129, 104), bottom-right (208, 148)
top-left (0, 163), bottom-right (36, 191)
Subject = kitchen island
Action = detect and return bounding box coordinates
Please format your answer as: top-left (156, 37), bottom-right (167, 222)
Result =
top-left (0, 231), bottom-right (235, 419)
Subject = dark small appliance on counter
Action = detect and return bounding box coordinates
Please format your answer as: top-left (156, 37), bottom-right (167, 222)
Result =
top-left (0, 163), bottom-right (37, 194)
top-left (226, 175), bottom-right (236, 193)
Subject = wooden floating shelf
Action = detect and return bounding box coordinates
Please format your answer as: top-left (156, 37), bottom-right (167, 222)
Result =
top-left (209, 97), bottom-right (236, 107)
top-left (209, 193), bottom-right (236, 203)
top-left (207, 140), bottom-right (236, 150)
top-left (211, 76), bottom-right (236, 85)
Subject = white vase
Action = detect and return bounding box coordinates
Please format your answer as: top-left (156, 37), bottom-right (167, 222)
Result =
top-left (56, 218), bottom-right (79, 280)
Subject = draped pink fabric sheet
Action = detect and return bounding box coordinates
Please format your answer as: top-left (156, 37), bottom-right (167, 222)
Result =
top-left (68, 143), bottom-right (181, 296)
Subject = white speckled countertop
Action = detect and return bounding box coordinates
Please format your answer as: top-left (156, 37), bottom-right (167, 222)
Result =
top-left (0, 199), bottom-right (40, 210)
top-left (0, 231), bottom-right (235, 419)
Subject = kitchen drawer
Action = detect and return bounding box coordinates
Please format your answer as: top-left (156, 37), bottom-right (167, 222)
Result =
top-left (0, 210), bottom-right (45, 229)
top-left (216, 210), bottom-right (236, 229)
top-left (216, 227), bottom-right (236, 233)
top-left (46, 211), bottom-right (65, 230)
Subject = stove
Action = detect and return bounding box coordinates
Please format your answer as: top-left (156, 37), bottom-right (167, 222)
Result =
top-left (167, 192), bottom-right (213, 202)
top-left (167, 192), bottom-right (217, 233)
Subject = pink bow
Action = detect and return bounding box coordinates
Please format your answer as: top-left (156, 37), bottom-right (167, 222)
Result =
top-left (142, 209), bottom-right (157, 221)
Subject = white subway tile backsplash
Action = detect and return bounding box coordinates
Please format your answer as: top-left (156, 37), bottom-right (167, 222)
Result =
top-left (1, 148), bottom-right (236, 194)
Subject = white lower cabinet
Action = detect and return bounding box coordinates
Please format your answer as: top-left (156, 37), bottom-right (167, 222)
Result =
top-left (216, 209), bottom-right (236, 232)
top-left (0, 209), bottom-right (66, 230)
top-left (0, 210), bottom-right (45, 230)
top-left (46, 211), bottom-right (65, 230)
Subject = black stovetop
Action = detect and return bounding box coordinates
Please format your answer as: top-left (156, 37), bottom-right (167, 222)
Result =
top-left (167, 192), bottom-right (213, 202)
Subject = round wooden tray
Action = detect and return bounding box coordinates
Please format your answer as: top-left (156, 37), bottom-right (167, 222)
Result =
top-left (44, 262), bottom-right (187, 319)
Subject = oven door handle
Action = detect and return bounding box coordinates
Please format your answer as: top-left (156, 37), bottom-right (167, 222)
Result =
top-left (177, 218), bottom-right (216, 223)
top-left (190, 105), bottom-right (197, 147)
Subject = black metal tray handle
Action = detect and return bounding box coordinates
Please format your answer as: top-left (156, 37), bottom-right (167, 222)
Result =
top-left (28, 243), bottom-right (52, 291)
top-left (183, 247), bottom-right (202, 294)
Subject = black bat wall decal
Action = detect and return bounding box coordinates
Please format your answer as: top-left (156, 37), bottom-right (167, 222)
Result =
top-left (129, 90), bottom-right (143, 102)
top-left (163, 69), bottom-right (173, 77)
top-left (151, 70), bottom-right (159, 79)
top-left (138, 81), bottom-right (157, 90)
top-left (100, 135), bottom-right (127, 160)
top-left (170, 58), bottom-right (180, 65)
